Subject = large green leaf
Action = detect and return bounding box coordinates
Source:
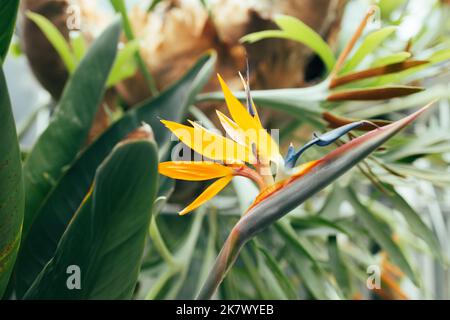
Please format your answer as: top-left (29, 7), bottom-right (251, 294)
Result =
top-left (0, 68), bottom-right (24, 298)
top-left (22, 19), bottom-right (121, 237)
top-left (15, 52), bottom-right (216, 296)
top-left (24, 138), bottom-right (158, 299)
top-left (0, 1), bottom-right (20, 63)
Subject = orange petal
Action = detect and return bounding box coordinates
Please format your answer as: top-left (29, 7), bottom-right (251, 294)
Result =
top-left (179, 175), bottom-right (233, 215)
top-left (161, 119), bottom-right (255, 163)
top-left (158, 161), bottom-right (233, 181)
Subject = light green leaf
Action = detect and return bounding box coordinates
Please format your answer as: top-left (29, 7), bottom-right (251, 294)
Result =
top-left (257, 246), bottom-right (297, 299)
top-left (327, 236), bottom-right (351, 298)
top-left (24, 138), bottom-right (158, 299)
top-left (107, 40), bottom-right (140, 87)
top-left (347, 188), bottom-right (418, 286)
top-left (26, 11), bottom-right (76, 73)
top-left (340, 26), bottom-right (397, 74)
top-left (384, 183), bottom-right (444, 263)
top-left (241, 14), bottom-right (335, 72)
top-left (70, 32), bottom-right (87, 63)
top-left (428, 48), bottom-right (450, 64)
top-left (371, 52), bottom-right (411, 67)
top-left (0, 68), bottom-right (24, 298)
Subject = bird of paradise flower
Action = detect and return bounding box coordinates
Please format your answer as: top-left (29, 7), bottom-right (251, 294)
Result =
top-left (158, 73), bottom-right (395, 216)
top-left (158, 72), bottom-right (434, 299)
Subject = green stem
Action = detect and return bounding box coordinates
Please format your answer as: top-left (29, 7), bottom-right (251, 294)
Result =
top-left (147, 0), bottom-right (163, 12)
top-left (149, 215), bottom-right (177, 267)
top-left (112, 0), bottom-right (159, 96)
top-left (196, 210), bottom-right (218, 293)
top-left (145, 268), bottom-right (177, 300)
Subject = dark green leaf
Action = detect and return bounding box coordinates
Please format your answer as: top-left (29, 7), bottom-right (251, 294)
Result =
top-left (24, 138), bottom-right (158, 299)
top-left (21, 19), bottom-right (122, 237)
top-left (0, 68), bottom-right (24, 298)
top-left (15, 52), bottom-right (216, 295)
top-left (0, 1), bottom-right (20, 63)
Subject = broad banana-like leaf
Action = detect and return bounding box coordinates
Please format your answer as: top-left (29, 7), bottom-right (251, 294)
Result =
top-left (15, 52), bottom-right (216, 296)
top-left (24, 137), bottom-right (158, 299)
top-left (197, 103), bottom-right (433, 299)
top-left (0, 1), bottom-right (19, 63)
top-left (0, 68), bottom-right (24, 298)
top-left (22, 19), bottom-right (121, 237)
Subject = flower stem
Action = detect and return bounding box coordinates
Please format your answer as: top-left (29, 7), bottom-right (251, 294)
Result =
top-left (330, 5), bottom-right (377, 80)
top-left (112, 0), bottom-right (159, 96)
top-left (149, 215), bottom-right (177, 267)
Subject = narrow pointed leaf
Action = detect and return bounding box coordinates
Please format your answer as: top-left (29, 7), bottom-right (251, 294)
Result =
top-left (328, 85), bottom-right (424, 101)
top-left (330, 60), bottom-right (428, 88)
top-left (340, 26), bottom-right (397, 74)
top-left (346, 189), bottom-right (418, 285)
top-left (241, 15), bottom-right (335, 71)
top-left (26, 12), bottom-right (76, 73)
top-left (0, 69), bottom-right (24, 298)
top-left (328, 236), bottom-right (351, 298)
top-left (323, 111), bottom-right (391, 130)
top-left (257, 246), bottom-right (297, 300)
top-left (384, 183), bottom-right (444, 263)
top-left (24, 138), bottom-right (158, 299)
top-left (371, 52), bottom-right (411, 67)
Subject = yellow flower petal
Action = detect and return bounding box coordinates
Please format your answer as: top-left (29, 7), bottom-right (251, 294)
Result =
top-left (216, 110), bottom-right (247, 146)
top-left (161, 119), bottom-right (255, 163)
top-left (238, 71), bottom-right (263, 127)
top-left (217, 74), bottom-right (281, 164)
top-left (179, 175), bottom-right (233, 215)
top-left (158, 161), bottom-right (233, 181)
top-left (217, 74), bottom-right (262, 132)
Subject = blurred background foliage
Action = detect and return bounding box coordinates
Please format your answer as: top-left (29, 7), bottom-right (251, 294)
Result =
top-left (1, 0), bottom-right (450, 299)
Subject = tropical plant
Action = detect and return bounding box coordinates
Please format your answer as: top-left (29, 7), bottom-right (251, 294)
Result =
top-left (0, 0), bottom-right (449, 300)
